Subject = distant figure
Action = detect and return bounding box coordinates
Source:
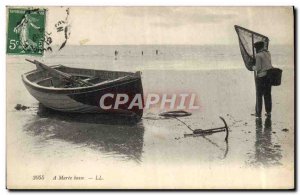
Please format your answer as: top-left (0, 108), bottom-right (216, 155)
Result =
top-left (114, 50), bottom-right (118, 60)
top-left (252, 41), bottom-right (273, 118)
top-left (156, 50), bottom-right (158, 55)
top-left (141, 51), bottom-right (143, 56)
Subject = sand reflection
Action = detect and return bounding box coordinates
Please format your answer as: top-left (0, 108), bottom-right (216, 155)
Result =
top-left (24, 104), bottom-right (145, 163)
top-left (253, 117), bottom-right (282, 166)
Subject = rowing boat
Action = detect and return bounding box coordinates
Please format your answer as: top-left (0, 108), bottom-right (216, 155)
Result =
top-left (22, 60), bottom-right (144, 119)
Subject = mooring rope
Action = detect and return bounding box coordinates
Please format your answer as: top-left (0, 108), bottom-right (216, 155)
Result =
top-left (172, 117), bottom-right (194, 132)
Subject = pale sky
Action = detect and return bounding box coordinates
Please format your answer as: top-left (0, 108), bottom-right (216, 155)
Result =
top-left (46, 6), bottom-right (294, 45)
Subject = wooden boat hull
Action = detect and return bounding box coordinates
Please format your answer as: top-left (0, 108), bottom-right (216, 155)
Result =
top-left (22, 65), bottom-right (144, 119)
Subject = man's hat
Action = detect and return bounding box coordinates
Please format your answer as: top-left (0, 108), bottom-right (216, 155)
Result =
top-left (254, 41), bottom-right (265, 49)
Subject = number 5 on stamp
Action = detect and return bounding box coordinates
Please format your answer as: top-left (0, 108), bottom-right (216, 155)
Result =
top-left (7, 8), bottom-right (46, 56)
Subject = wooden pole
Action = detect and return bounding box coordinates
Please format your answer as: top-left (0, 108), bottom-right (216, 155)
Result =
top-left (252, 34), bottom-right (258, 116)
top-left (252, 34), bottom-right (256, 79)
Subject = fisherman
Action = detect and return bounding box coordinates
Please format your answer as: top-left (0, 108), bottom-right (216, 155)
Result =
top-left (252, 41), bottom-right (273, 118)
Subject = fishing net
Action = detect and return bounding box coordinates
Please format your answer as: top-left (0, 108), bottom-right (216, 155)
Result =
top-left (234, 25), bottom-right (269, 71)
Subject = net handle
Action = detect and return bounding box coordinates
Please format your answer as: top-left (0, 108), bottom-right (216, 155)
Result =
top-left (252, 34), bottom-right (257, 79)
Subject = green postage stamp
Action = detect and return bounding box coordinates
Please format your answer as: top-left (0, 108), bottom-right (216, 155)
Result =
top-left (6, 8), bottom-right (46, 56)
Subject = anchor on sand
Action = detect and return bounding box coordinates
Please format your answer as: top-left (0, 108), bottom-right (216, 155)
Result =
top-left (158, 111), bottom-right (229, 158)
top-left (183, 117), bottom-right (229, 142)
top-left (159, 111), bottom-right (229, 142)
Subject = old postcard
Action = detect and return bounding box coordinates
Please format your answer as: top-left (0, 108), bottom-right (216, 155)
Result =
top-left (6, 6), bottom-right (294, 189)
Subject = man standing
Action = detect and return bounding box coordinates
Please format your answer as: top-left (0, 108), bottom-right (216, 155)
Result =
top-left (252, 41), bottom-right (273, 118)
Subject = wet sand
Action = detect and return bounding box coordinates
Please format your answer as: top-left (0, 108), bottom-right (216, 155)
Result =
top-left (6, 47), bottom-right (294, 188)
